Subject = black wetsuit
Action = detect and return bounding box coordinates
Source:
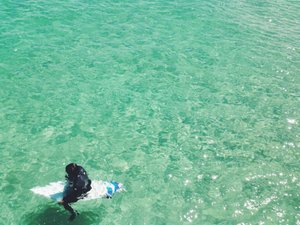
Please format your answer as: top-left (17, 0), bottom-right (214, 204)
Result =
top-left (63, 166), bottom-right (92, 217)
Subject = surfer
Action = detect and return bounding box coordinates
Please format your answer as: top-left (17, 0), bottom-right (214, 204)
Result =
top-left (59, 163), bottom-right (92, 220)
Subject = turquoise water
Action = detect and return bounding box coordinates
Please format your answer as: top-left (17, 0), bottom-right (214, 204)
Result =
top-left (0, 0), bottom-right (300, 224)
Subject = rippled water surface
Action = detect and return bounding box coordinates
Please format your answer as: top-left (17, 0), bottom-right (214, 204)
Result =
top-left (0, 0), bottom-right (300, 224)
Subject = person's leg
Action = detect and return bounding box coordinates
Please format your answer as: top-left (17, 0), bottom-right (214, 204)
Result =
top-left (63, 201), bottom-right (75, 213)
top-left (62, 194), bottom-right (78, 220)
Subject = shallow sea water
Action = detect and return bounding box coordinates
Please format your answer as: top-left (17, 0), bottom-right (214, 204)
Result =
top-left (0, 0), bottom-right (300, 224)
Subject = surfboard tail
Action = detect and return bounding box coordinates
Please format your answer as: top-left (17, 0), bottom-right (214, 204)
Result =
top-left (117, 182), bottom-right (126, 192)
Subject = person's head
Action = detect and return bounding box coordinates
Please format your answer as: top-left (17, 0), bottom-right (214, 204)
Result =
top-left (65, 163), bottom-right (78, 176)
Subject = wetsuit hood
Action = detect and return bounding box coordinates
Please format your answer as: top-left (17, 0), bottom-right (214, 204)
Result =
top-left (66, 163), bottom-right (78, 177)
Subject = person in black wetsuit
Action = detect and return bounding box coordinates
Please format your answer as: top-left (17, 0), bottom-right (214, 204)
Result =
top-left (60, 163), bottom-right (92, 220)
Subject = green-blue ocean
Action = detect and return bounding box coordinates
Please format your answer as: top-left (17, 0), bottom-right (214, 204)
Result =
top-left (0, 0), bottom-right (299, 224)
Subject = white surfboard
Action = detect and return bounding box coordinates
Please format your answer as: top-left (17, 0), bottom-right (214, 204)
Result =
top-left (31, 180), bottom-right (125, 201)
